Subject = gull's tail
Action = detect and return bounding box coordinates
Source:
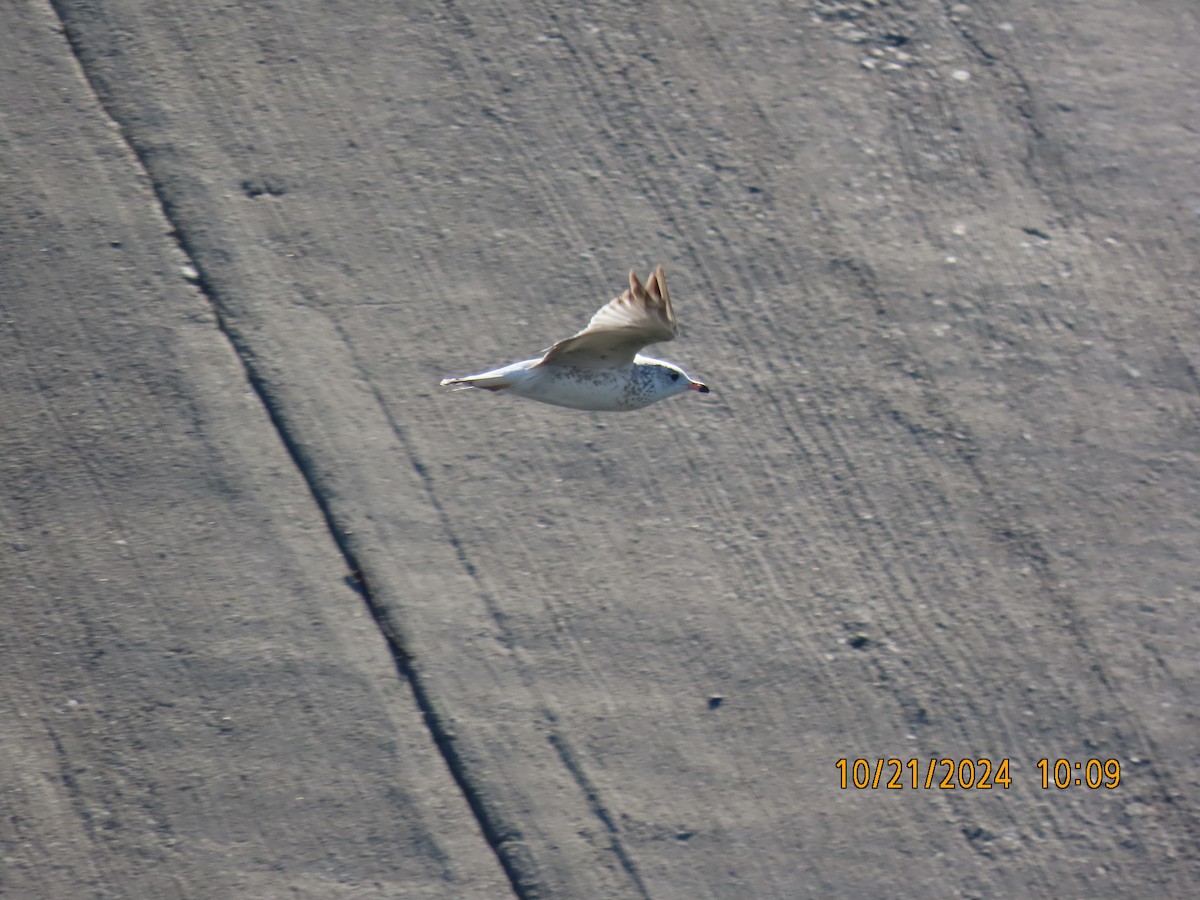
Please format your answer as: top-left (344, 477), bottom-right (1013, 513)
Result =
top-left (440, 360), bottom-right (533, 393)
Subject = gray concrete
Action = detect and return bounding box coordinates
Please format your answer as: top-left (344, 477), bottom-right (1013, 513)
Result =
top-left (3, 0), bottom-right (1198, 896)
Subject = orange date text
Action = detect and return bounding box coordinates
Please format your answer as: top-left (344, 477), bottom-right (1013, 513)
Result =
top-left (835, 758), bottom-right (1012, 790)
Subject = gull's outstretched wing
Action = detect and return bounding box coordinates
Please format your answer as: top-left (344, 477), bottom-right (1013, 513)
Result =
top-left (537, 266), bottom-right (677, 369)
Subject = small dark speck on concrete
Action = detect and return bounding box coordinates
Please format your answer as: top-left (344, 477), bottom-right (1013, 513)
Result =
top-left (241, 178), bottom-right (287, 199)
top-left (676, 830), bottom-right (694, 842)
top-left (963, 826), bottom-right (995, 845)
top-left (707, 694), bottom-right (724, 710)
top-left (1022, 226), bottom-right (1051, 240)
top-left (849, 633), bottom-right (870, 650)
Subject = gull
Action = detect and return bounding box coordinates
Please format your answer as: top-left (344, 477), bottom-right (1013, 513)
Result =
top-left (440, 265), bottom-right (709, 411)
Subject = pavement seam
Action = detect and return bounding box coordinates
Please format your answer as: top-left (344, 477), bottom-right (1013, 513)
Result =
top-left (47, 5), bottom-right (535, 896)
top-left (546, 733), bottom-right (652, 899)
top-left (328, 317), bottom-right (654, 899)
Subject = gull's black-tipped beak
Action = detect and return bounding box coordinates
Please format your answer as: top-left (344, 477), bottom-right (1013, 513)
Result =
top-left (690, 382), bottom-right (710, 394)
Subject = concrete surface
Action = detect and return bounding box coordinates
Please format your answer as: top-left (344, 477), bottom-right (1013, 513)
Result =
top-left (3, 0), bottom-right (1198, 897)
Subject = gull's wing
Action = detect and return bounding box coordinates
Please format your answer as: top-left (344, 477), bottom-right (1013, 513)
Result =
top-left (537, 266), bottom-right (677, 369)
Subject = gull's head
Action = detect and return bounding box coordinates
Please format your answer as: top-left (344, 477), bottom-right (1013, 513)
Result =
top-left (644, 359), bottom-right (710, 402)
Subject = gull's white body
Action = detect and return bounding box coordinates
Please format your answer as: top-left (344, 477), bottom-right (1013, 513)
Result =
top-left (440, 266), bottom-right (708, 412)
top-left (450, 354), bottom-right (692, 412)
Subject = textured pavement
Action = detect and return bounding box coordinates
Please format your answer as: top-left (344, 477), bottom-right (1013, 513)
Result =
top-left (3, 1), bottom-right (1198, 896)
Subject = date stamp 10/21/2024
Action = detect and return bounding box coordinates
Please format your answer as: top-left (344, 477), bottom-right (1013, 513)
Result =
top-left (835, 758), bottom-right (1123, 791)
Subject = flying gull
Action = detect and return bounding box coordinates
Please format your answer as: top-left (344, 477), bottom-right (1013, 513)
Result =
top-left (440, 265), bottom-right (709, 411)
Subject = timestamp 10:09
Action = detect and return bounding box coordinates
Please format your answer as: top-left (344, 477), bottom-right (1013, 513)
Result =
top-left (1036, 758), bottom-right (1121, 789)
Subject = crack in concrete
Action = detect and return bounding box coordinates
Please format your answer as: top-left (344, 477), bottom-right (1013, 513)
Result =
top-left (47, 3), bottom-right (533, 895)
top-left (546, 732), bottom-right (653, 900)
top-left (326, 315), bottom-right (653, 898)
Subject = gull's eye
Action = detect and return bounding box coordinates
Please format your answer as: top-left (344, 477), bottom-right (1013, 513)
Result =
top-left (669, 371), bottom-right (681, 382)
